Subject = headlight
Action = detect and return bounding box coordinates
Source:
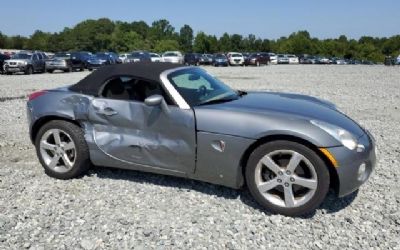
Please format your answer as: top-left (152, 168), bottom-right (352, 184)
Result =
top-left (311, 120), bottom-right (358, 150)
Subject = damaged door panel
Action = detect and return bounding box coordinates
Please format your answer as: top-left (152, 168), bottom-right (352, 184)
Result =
top-left (87, 98), bottom-right (196, 173)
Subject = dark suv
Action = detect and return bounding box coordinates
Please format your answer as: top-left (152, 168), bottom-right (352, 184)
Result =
top-left (0, 53), bottom-right (11, 74)
top-left (3, 51), bottom-right (47, 75)
top-left (245, 52), bottom-right (270, 66)
top-left (70, 52), bottom-right (92, 70)
top-left (184, 53), bottom-right (202, 66)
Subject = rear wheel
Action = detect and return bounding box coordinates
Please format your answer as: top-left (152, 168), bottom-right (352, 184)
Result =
top-left (245, 140), bottom-right (330, 216)
top-left (47, 69), bottom-right (54, 73)
top-left (25, 66), bottom-right (33, 75)
top-left (35, 120), bottom-right (91, 179)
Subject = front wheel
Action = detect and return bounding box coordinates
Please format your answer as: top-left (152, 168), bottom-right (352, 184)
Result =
top-left (245, 140), bottom-right (330, 216)
top-left (35, 120), bottom-right (91, 179)
top-left (25, 66), bottom-right (33, 75)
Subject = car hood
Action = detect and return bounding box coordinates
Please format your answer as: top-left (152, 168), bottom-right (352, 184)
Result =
top-left (5, 59), bottom-right (30, 63)
top-left (198, 91), bottom-right (365, 137)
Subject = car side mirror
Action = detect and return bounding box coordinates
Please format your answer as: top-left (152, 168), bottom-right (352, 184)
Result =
top-left (144, 95), bottom-right (170, 114)
top-left (144, 95), bottom-right (163, 106)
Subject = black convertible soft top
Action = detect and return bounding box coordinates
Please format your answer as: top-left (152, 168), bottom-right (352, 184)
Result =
top-left (69, 62), bottom-right (182, 96)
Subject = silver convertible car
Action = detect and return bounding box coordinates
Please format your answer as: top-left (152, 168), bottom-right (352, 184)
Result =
top-left (27, 63), bottom-right (376, 216)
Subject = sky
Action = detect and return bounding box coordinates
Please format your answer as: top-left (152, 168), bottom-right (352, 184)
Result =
top-left (1, 0), bottom-right (399, 39)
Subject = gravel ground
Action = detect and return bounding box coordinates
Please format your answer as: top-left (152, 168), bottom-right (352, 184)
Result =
top-left (0, 65), bottom-right (399, 249)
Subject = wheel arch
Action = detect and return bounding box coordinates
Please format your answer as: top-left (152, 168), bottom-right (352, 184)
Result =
top-left (239, 134), bottom-right (339, 193)
top-left (31, 115), bottom-right (82, 143)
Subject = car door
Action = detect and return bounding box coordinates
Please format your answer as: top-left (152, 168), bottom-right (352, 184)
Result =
top-left (87, 76), bottom-right (196, 174)
top-left (31, 54), bottom-right (40, 71)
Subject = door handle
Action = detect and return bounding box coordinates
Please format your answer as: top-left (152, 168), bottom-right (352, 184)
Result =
top-left (92, 100), bottom-right (118, 116)
top-left (97, 107), bottom-right (118, 116)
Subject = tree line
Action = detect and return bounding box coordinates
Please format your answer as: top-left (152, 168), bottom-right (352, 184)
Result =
top-left (1, 18), bottom-right (399, 62)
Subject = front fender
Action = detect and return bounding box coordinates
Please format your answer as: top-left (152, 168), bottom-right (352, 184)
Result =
top-left (194, 108), bottom-right (341, 148)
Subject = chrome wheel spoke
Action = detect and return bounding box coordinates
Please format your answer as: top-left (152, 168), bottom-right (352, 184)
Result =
top-left (48, 155), bottom-right (60, 168)
top-left (261, 156), bottom-right (281, 174)
top-left (258, 178), bottom-right (279, 193)
top-left (63, 142), bottom-right (75, 151)
top-left (284, 186), bottom-right (295, 207)
top-left (53, 130), bottom-right (62, 145)
top-left (40, 141), bottom-right (55, 151)
top-left (286, 152), bottom-right (302, 172)
top-left (294, 176), bottom-right (317, 190)
top-left (61, 153), bottom-right (73, 169)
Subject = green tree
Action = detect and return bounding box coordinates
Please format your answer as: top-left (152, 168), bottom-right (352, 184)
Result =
top-left (149, 19), bottom-right (175, 41)
top-left (154, 39), bottom-right (180, 52)
top-left (26, 30), bottom-right (51, 51)
top-left (179, 24), bottom-right (193, 52)
top-left (219, 33), bottom-right (231, 52)
top-left (193, 32), bottom-right (210, 53)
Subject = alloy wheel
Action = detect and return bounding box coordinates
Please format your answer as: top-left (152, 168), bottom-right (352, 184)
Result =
top-left (254, 150), bottom-right (318, 208)
top-left (39, 128), bottom-right (76, 173)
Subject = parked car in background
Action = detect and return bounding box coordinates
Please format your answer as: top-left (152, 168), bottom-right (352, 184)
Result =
top-left (267, 53), bottom-right (278, 64)
top-left (336, 59), bottom-right (347, 65)
top-left (227, 52), bottom-right (245, 66)
top-left (86, 55), bottom-right (108, 71)
top-left (184, 53), bottom-right (202, 66)
top-left (162, 51), bottom-right (184, 64)
top-left (119, 53), bottom-right (130, 63)
top-left (0, 53), bottom-right (11, 74)
top-left (316, 57), bottom-right (330, 64)
top-left (45, 52), bottom-right (74, 73)
top-left (200, 54), bottom-right (214, 65)
top-left (70, 51), bottom-right (92, 70)
top-left (3, 51), bottom-right (47, 75)
top-left (111, 52), bottom-right (123, 64)
top-left (150, 53), bottom-right (162, 62)
top-left (299, 55), bottom-right (316, 64)
top-left (287, 54), bottom-right (299, 64)
top-left (245, 52), bottom-right (270, 66)
top-left (277, 54), bottom-right (289, 64)
top-left (212, 53), bottom-right (229, 67)
top-left (242, 52), bottom-right (250, 61)
top-left (95, 52), bottom-right (118, 65)
top-left (126, 51), bottom-right (152, 63)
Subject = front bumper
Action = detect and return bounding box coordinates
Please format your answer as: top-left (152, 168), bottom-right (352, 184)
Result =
top-left (4, 65), bottom-right (26, 73)
top-left (214, 61), bottom-right (228, 66)
top-left (329, 132), bottom-right (376, 197)
top-left (87, 63), bottom-right (104, 70)
top-left (46, 63), bottom-right (69, 70)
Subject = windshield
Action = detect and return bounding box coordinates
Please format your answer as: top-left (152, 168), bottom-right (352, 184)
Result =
top-left (54, 53), bottom-right (70, 59)
top-left (215, 54), bottom-right (226, 59)
top-left (163, 52), bottom-right (178, 57)
top-left (12, 53), bottom-right (32, 59)
top-left (167, 68), bottom-right (239, 106)
top-left (150, 53), bottom-right (160, 58)
top-left (96, 54), bottom-right (110, 60)
top-left (231, 54), bottom-right (242, 58)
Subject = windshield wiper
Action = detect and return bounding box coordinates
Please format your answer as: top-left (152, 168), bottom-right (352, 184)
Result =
top-left (198, 96), bottom-right (238, 106)
top-left (237, 90), bottom-right (247, 96)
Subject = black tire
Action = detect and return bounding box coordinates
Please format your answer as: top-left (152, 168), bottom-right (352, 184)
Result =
top-left (35, 120), bottom-right (91, 179)
top-left (64, 65), bottom-right (72, 73)
top-left (47, 70), bottom-right (54, 74)
top-left (25, 66), bottom-right (33, 75)
top-left (245, 140), bottom-right (330, 217)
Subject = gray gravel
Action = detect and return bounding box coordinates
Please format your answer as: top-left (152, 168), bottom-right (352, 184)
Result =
top-left (0, 65), bottom-right (399, 249)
